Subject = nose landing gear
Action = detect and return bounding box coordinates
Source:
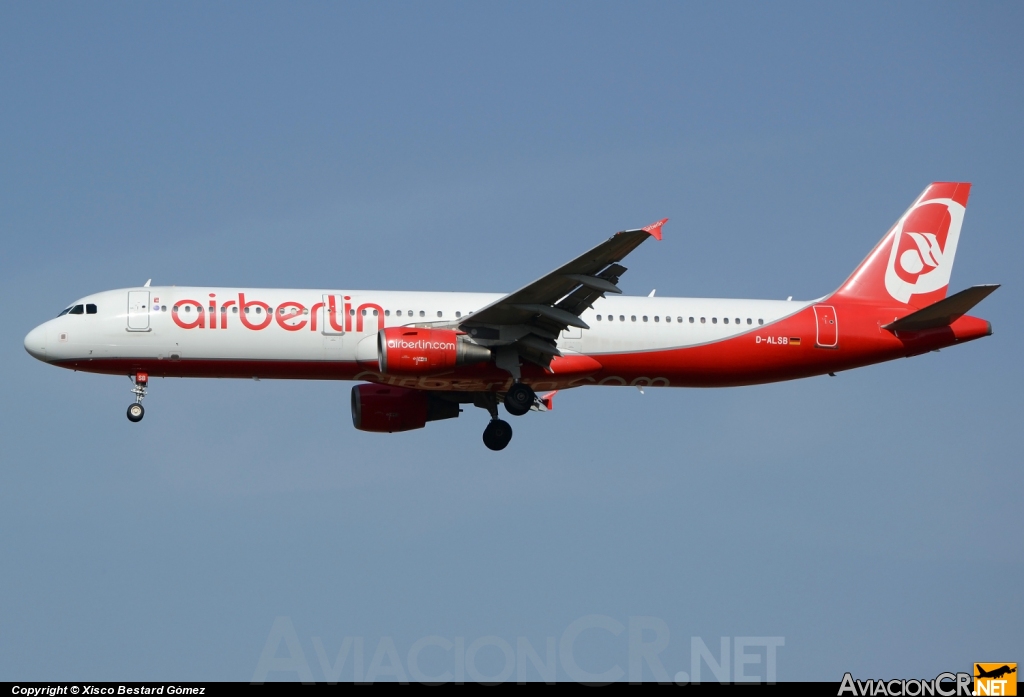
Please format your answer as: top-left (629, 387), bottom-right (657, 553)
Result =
top-left (127, 371), bottom-right (148, 422)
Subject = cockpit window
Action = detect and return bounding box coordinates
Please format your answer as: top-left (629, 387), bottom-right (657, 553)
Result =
top-left (57, 306), bottom-right (72, 317)
top-left (86, 304), bottom-right (97, 314)
top-left (68, 305), bottom-right (84, 315)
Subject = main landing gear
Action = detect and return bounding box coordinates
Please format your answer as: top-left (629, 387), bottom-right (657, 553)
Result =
top-left (127, 371), bottom-right (148, 423)
top-left (503, 382), bottom-right (536, 417)
top-left (474, 393), bottom-right (514, 451)
top-left (473, 383), bottom-right (538, 451)
top-left (482, 419), bottom-right (513, 451)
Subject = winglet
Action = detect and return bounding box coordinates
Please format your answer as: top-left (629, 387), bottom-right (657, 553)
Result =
top-left (641, 218), bottom-right (668, 241)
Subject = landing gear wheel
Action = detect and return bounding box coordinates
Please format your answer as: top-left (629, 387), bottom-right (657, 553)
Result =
top-left (482, 419), bottom-right (513, 451)
top-left (503, 383), bottom-right (536, 416)
top-left (127, 403), bottom-right (145, 423)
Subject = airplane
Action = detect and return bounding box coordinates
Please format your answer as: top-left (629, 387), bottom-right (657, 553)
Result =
top-left (975, 665), bottom-right (1016, 680)
top-left (24, 182), bottom-right (997, 451)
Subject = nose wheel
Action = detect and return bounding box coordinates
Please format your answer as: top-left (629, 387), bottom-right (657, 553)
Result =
top-left (127, 371), bottom-right (148, 422)
top-left (127, 403), bottom-right (145, 422)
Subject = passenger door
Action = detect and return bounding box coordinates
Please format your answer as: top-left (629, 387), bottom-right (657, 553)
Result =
top-left (813, 305), bottom-right (838, 348)
top-left (127, 291), bottom-right (150, 331)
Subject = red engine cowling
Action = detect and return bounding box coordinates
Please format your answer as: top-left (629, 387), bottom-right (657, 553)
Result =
top-left (377, 327), bottom-right (491, 375)
top-left (351, 383), bottom-right (460, 433)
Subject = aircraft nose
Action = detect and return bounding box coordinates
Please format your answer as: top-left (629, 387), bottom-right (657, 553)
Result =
top-left (24, 324), bottom-right (49, 361)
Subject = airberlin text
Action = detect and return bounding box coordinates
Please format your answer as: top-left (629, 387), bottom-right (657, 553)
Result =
top-left (170, 294), bottom-right (385, 334)
top-left (838, 672), bottom-right (972, 696)
top-left (387, 338), bottom-right (455, 351)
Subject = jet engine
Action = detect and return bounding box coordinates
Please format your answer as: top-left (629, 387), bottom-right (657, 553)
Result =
top-left (377, 327), bottom-right (491, 375)
top-left (351, 383), bottom-right (461, 433)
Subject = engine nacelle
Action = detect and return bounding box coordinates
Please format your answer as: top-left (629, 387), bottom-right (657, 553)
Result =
top-left (377, 327), bottom-right (491, 375)
top-left (351, 383), bottom-right (460, 433)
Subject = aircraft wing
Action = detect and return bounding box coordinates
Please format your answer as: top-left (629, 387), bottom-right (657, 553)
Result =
top-left (457, 219), bottom-right (667, 367)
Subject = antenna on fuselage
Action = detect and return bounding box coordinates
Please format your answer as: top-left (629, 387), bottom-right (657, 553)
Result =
top-left (144, 279), bottom-right (152, 287)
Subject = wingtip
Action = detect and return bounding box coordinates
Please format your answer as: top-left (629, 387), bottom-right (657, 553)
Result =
top-left (641, 218), bottom-right (668, 241)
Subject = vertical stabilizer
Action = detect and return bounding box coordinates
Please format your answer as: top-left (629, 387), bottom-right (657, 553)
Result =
top-left (831, 182), bottom-right (971, 308)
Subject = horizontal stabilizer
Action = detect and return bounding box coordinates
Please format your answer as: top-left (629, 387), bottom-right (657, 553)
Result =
top-left (883, 284), bottom-right (999, 332)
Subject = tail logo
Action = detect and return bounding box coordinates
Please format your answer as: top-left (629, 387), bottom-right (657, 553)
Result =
top-left (884, 194), bottom-right (965, 303)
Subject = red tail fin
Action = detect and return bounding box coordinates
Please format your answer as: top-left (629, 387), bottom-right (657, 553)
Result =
top-left (831, 182), bottom-right (971, 308)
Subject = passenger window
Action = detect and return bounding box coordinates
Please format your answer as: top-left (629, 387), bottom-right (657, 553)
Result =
top-left (596, 314), bottom-right (602, 321)
top-left (233, 307), bottom-right (238, 313)
top-left (631, 315), bottom-right (636, 322)
top-left (349, 308), bottom-right (355, 316)
top-left (437, 311), bottom-right (442, 317)
top-left (385, 310), bottom-right (390, 316)
top-left (747, 318), bottom-right (752, 324)
top-left (396, 310), bottom-right (402, 316)
top-left (642, 316), bottom-right (648, 322)
top-left (712, 317), bottom-right (717, 324)
top-left (688, 317), bottom-right (693, 323)
top-left (255, 307), bottom-right (262, 314)
top-left (700, 317), bottom-right (705, 324)
top-left (184, 306), bottom-right (192, 313)
top-left (724, 317), bottom-right (729, 324)
top-left (419, 310), bottom-right (425, 317)
top-left (86, 304), bottom-right (97, 314)
top-left (361, 309), bottom-right (367, 316)
top-left (735, 318), bottom-right (740, 324)
top-left (456, 311), bottom-right (461, 318)
top-left (758, 319), bottom-right (764, 325)
top-left (619, 315), bottom-right (625, 321)
top-left (69, 305), bottom-right (84, 315)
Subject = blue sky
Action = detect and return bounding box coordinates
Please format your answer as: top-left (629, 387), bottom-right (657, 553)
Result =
top-left (1, 1), bottom-right (1021, 682)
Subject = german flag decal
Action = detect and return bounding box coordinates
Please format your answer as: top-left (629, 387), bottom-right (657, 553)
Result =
top-left (790, 337), bottom-right (802, 346)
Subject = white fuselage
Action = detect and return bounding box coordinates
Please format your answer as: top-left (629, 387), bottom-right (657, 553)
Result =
top-left (26, 286), bottom-right (810, 367)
